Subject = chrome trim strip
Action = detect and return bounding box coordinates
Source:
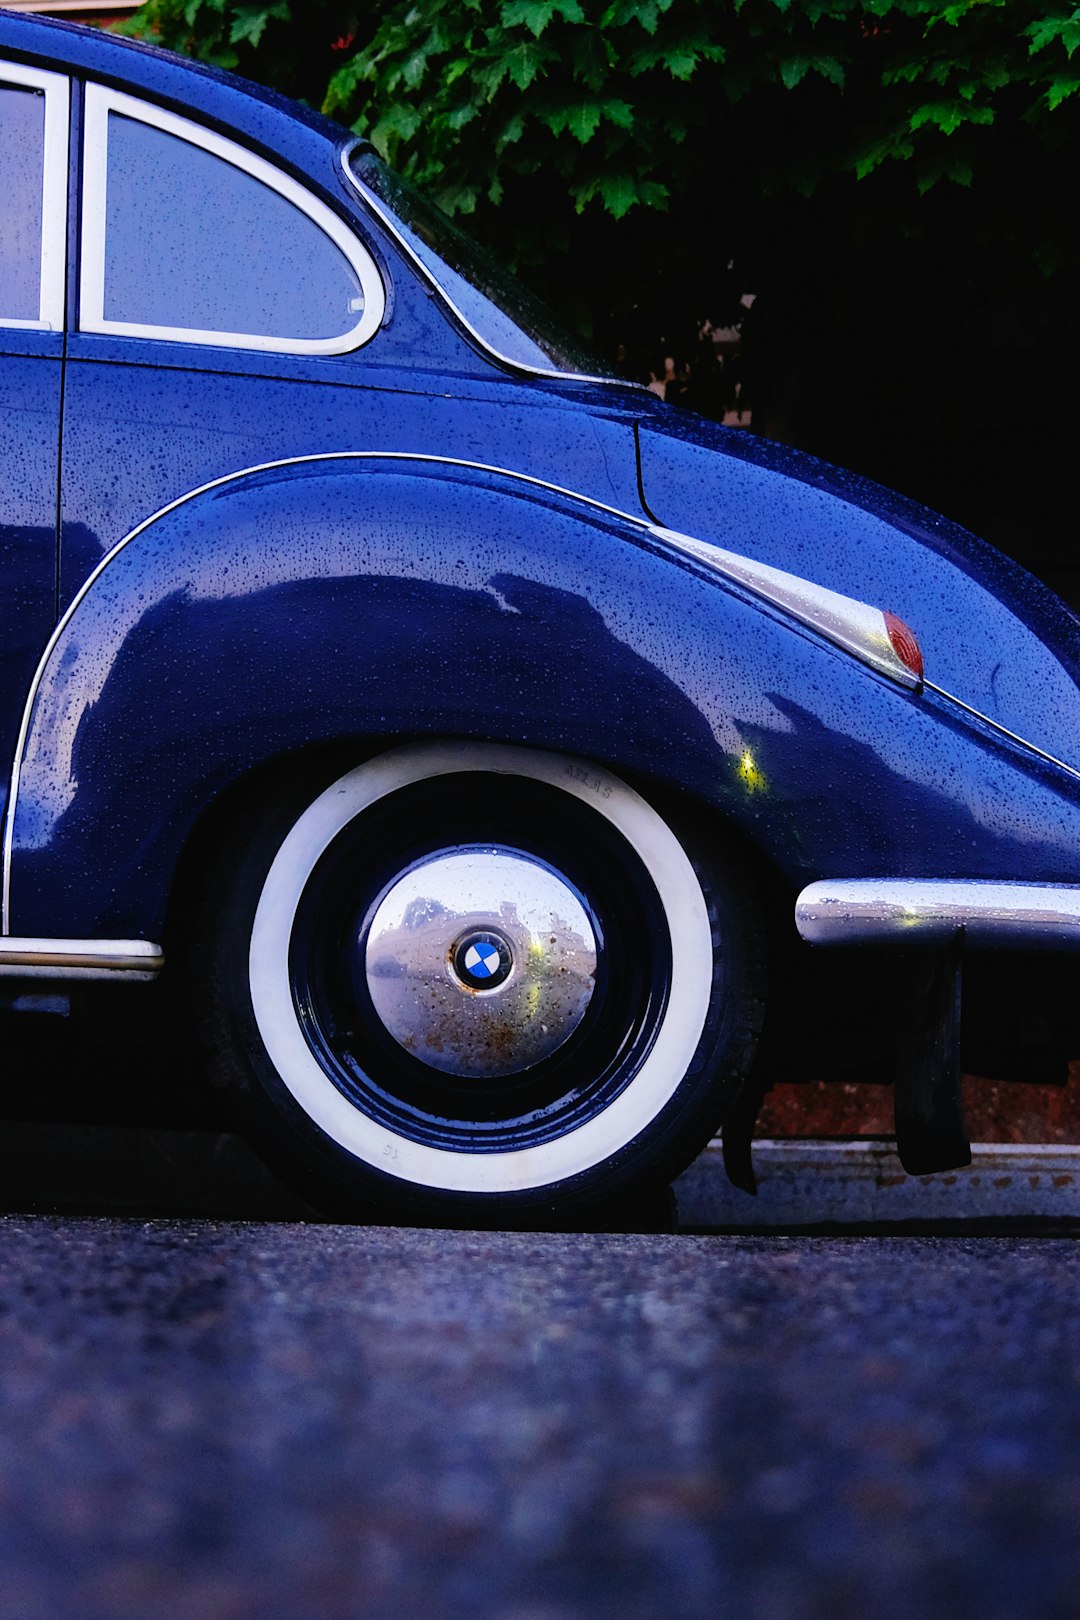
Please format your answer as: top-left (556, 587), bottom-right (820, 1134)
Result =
top-left (924, 679), bottom-right (1080, 786)
top-left (80, 87), bottom-right (385, 355)
top-left (340, 139), bottom-right (646, 392)
top-left (653, 526), bottom-right (920, 689)
top-left (796, 879), bottom-right (1080, 948)
top-left (0, 62), bottom-right (69, 333)
top-left (0, 938), bottom-right (163, 975)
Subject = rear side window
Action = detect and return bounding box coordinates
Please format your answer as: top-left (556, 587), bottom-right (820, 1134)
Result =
top-left (0, 64), bottom-right (68, 331)
top-left (0, 86), bottom-right (44, 322)
top-left (80, 86), bottom-right (384, 355)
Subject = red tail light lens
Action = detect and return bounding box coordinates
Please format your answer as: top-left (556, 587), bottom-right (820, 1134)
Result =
top-left (884, 611), bottom-right (924, 681)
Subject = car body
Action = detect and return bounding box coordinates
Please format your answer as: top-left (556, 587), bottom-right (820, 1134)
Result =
top-left (2, 11), bottom-right (1080, 1223)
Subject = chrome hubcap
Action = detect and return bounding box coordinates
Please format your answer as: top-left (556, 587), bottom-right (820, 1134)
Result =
top-left (364, 848), bottom-right (597, 1078)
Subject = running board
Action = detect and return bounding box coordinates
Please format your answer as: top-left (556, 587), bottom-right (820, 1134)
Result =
top-left (796, 879), bottom-right (1080, 948)
top-left (0, 939), bottom-right (163, 980)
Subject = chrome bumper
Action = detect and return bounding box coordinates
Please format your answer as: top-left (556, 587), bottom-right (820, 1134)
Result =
top-left (796, 880), bottom-right (1080, 948)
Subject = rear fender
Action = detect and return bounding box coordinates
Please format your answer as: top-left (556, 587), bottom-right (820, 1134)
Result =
top-left (8, 453), bottom-right (1080, 939)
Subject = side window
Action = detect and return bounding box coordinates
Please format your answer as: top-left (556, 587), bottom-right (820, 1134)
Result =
top-left (80, 86), bottom-right (384, 355)
top-left (0, 65), bottom-right (68, 331)
top-left (0, 86), bottom-right (44, 322)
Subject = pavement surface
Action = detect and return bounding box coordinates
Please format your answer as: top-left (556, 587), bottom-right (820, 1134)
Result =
top-left (2, 1219), bottom-right (1080, 1620)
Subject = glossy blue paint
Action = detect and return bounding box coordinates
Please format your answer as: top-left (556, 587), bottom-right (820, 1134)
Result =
top-left (0, 334), bottom-right (63, 836)
top-left (11, 456), bottom-right (1080, 938)
top-left (638, 414), bottom-right (1080, 770)
top-left (58, 361), bottom-right (645, 598)
top-left (2, 9), bottom-right (1080, 961)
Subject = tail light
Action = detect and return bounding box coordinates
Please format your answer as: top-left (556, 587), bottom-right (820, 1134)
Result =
top-left (884, 611), bottom-right (924, 681)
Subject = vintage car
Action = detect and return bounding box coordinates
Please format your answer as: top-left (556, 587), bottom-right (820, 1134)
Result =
top-left (2, 10), bottom-right (1080, 1226)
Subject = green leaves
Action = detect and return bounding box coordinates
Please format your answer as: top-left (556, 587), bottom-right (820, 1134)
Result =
top-left (228, 3), bottom-right (289, 48)
top-left (120, 0), bottom-right (1080, 283)
top-left (777, 51), bottom-right (845, 89)
top-left (544, 97), bottom-right (633, 141)
top-left (119, 1), bottom-right (372, 98)
top-left (1046, 70), bottom-right (1080, 110)
top-left (371, 101), bottom-right (423, 153)
top-left (909, 98), bottom-right (994, 134)
top-left (502, 39), bottom-right (555, 89)
top-left (501, 0), bottom-right (586, 35)
top-left (1027, 9), bottom-right (1080, 59)
top-left (575, 170), bottom-right (669, 215)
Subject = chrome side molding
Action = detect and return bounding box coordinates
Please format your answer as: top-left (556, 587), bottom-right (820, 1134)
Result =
top-left (796, 879), bottom-right (1080, 948)
top-left (0, 938), bottom-right (164, 979)
top-left (652, 527), bottom-right (922, 689)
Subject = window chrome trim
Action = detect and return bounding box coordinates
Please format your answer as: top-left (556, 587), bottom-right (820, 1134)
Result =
top-left (0, 938), bottom-right (162, 978)
top-left (340, 139), bottom-right (646, 391)
top-left (0, 62), bottom-right (68, 332)
top-left (80, 86), bottom-right (385, 355)
top-left (796, 879), bottom-right (1080, 949)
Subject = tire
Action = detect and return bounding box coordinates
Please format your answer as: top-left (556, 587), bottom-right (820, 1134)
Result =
top-left (198, 742), bottom-right (765, 1226)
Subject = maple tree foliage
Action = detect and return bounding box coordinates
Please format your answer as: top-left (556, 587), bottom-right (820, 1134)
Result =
top-left (122, 2), bottom-right (1080, 244)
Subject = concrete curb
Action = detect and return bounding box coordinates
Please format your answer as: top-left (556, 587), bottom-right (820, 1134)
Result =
top-left (675, 1138), bottom-right (1080, 1229)
top-left (3, 1121), bottom-right (1079, 1229)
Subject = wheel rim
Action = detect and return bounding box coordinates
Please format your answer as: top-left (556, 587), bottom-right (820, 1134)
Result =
top-left (249, 743), bottom-right (714, 1194)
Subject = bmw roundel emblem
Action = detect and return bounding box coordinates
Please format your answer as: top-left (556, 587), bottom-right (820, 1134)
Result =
top-left (465, 941), bottom-right (501, 978)
top-left (452, 930), bottom-right (513, 990)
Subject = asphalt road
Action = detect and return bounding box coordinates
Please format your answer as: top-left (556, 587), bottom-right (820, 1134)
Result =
top-left (1, 1221), bottom-right (1079, 1620)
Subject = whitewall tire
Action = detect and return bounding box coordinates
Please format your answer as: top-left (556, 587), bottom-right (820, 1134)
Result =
top-left (201, 742), bottom-right (765, 1224)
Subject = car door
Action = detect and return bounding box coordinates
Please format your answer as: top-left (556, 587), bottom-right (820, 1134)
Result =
top-left (0, 63), bottom-right (67, 826)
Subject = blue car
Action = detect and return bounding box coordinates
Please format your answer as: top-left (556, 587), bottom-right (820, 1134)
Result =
top-left (2, 11), bottom-right (1079, 1226)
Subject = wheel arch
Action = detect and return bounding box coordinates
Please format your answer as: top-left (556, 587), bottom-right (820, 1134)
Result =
top-left (9, 448), bottom-right (1077, 942)
top-left (161, 733), bottom-right (796, 962)
top-left (1, 451), bottom-right (801, 940)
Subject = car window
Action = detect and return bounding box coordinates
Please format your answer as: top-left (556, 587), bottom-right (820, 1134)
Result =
top-left (0, 85), bottom-right (45, 323)
top-left (80, 86), bottom-right (384, 356)
top-left (0, 64), bottom-right (68, 332)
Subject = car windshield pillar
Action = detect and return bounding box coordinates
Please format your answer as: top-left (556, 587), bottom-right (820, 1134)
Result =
top-left (344, 142), bottom-right (628, 386)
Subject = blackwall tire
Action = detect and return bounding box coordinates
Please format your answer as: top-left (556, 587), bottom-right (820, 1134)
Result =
top-left (199, 742), bottom-right (765, 1226)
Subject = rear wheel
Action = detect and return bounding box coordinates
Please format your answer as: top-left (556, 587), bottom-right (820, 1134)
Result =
top-left (198, 742), bottom-right (765, 1225)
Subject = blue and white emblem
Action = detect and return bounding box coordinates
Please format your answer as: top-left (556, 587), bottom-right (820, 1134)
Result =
top-left (452, 929), bottom-right (514, 990)
top-left (464, 941), bottom-right (501, 978)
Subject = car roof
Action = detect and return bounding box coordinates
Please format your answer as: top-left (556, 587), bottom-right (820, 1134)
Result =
top-left (0, 10), bottom-right (350, 170)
